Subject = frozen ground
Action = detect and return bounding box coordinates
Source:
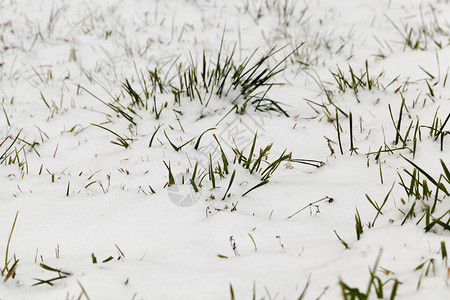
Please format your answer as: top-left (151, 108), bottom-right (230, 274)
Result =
top-left (0, 0), bottom-right (449, 299)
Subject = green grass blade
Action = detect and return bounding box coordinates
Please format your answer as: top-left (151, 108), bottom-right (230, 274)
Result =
top-left (222, 170), bottom-right (236, 200)
top-left (242, 180), bottom-right (269, 197)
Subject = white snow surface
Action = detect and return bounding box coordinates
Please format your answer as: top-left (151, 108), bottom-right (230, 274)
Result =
top-left (0, 0), bottom-right (449, 299)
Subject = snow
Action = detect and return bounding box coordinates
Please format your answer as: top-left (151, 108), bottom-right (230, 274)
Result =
top-left (0, 0), bottom-right (449, 299)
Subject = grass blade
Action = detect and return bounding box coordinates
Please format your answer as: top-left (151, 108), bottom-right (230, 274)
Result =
top-left (242, 180), bottom-right (269, 197)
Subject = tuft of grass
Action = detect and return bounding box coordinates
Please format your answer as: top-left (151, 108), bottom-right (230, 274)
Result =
top-left (0, 131), bottom-right (22, 165)
top-left (121, 43), bottom-right (301, 118)
top-left (414, 256), bottom-right (443, 290)
top-left (401, 156), bottom-right (448, 197)
top-left (384, 12), bottom-right (449, 52)
top-left (340, 250), bottom-right (400, 300)
top-left (329, 61), bottom-right (392, 96)
top-left (422, 111), bottom-right (450, 151)
top-left (231, 134), bottom-right (323, 196)
top-left (398, 157), bottom-right (449, 232)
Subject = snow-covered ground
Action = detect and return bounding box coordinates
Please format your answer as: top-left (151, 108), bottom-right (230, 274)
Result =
top-left (0, 0), bottom-right (449, 299)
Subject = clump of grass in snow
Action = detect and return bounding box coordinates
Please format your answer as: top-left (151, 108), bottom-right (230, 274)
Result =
top-left (414, 256), bottom-right (441, 290)
top-left (0, 132), bottom-right (21, 163)
top-left (163, 133), bottom-right (323, 202)
top-left (398, 157), bottom-right (449, 232)
top-left (329, 61), bottom-right (399, 99)
top-left (414, 241), bottom-right (449, 291)
top-left (232, 132), bottom-right (323, 196)
top-left (0, 131), bottom-right (32, 173)
top-left (422, 110), bottom-right (449, 151)
top-left (365, 94), bottom-right (447, 162)
top-left (242, 0), bottom-right (304, 27)
top-left (86, 44), bottom-right (301, 156)
top-left (384, 11), bottom-right (450, 51)
top-left (305, 60), bottom-right (402, 125)
top-left (121, 42), bottom-right (301, 120)
top-left (339, 250), bottom-right (400, 300)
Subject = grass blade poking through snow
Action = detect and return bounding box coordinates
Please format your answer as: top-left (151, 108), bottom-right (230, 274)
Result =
top-left (340, 250), bottom-right (400, 299)
top-left (349, 112), bottom-right (358, 154)
top-left (260, 151), bottom-right (291, 181)
top-left (194, 127), bottom-right (216, 150)
top-left (441, 241), bottom-right (447, 265)
top-left (0, 131), bottom-right (22, 164)
top-left (2, 212), bottom-right (19, 282)
top-left (242, 180), bottom-right (269, 197)
top-left (149, 124), bottom-right (163, 147)
top-left (365, 182), bottom-right (395, 227)
top-left (91, 124), bottom-right (132, 149)
top-left (230, 283), bottom-right (235, 300)
top-left (388, 97), bottom-right (406, 146)
top-left (230, 134), bottom-right (323, 197)
top-left (164, 131), bottom-right (195, 152)
top-left (32, 263), bottom-right (72, 286)
top-left (441, 159), bottom-right (450, 184)
top-left (334, 230), bottom-right (350, 250)
top-left (355, 208), bottom-right (364, 240)
top-left (124, 44), bottom-right (302, 117)
top-left (248, 233), bottom-right (257, 251)
top-left (222, 170), bottom-right (236, 200)
top-left (163, 161), bottom-right (175, 187)
top-left (336, 108), bottom-right (344, 155)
